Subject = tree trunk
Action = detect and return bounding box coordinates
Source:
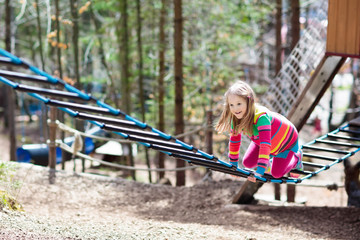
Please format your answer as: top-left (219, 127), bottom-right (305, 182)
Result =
top-left (54, 0), bottom-right (63, 80)
top-left (54, 0), bottom-right (66, 169)
top-left (290, 0), bottom-right (300, 50)
top-left (70, 0), bottom-right (84, 136)
top-left (70, 0), bottom-right (80, 88)
top-left (275, 0), bottom-right (282, 75)
top-left (287, 0), bottom-right (300, 203)
top-left (34, 0), bottom-right (48, 143)
top-left (118, 0), bottom-right (135, 180)
top-left (158, 0), bottom-right (167, 181)
top-left (274, 0), bottom-right (282, 201)
top-left (136, 0), bottom-right (152, 183)
top-left (35, 0), bottom-right (45, 70)
top-left (5, 0), bottom-right (16, 162)
top-left (173, 0), bottom-right (185, 186)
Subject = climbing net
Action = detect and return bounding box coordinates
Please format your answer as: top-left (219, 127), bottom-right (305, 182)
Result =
top-left (261, 0), bottom-right (328, 116)
top-left (1, 48), bottom-right (359, 184)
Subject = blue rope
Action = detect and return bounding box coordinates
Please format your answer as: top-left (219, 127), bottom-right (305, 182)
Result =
top-left (0, 49), bottom-right (220, 166)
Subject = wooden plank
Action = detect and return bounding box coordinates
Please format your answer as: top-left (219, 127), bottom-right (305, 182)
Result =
top-left (346, 0), bottom-right (357, 54)
top-left (327, 0), bottom-right (360, 56)
top-left (356, 0), bottom-right (360, 55)
top-left (326, 0), bottom-right (337, 52)
top-left (336, 0), bottom-right (347, 53)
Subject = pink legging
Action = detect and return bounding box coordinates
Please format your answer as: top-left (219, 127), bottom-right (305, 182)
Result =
top-left (243, 142), bottom-right (298, 178)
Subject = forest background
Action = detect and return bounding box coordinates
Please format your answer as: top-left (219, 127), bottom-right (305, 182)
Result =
top-left (1, 0), bottom-right (358, 186)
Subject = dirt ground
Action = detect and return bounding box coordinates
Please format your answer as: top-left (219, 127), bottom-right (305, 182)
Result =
top-left (0, 128), bottom-right (360, 239)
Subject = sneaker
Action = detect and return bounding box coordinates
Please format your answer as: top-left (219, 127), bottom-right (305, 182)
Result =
top-left (294, 150), bottom-right (303, 171)
top-left (290, 150), bottom-right (303, 178)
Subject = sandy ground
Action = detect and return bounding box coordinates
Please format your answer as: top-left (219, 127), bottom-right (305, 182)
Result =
top-left (0, 122), bottom-right (360, 239)
top-left (0, 133), bottom-right (360, 240)
top-left (0, 162), bottom-right (360, 240)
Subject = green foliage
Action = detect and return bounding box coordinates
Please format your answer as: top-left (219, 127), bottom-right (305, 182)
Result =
top-left (0, 190), bottom-right (23, 212)
top-left (0, 162), bottom-right (23, 211)
top-left (7, 0), bottom-right (275, 140)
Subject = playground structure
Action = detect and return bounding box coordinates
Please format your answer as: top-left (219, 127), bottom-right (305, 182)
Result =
top-left (0, 0), bottom-right (359, 206)
top-left (1, 41), bottom-right (359, 184)
top-left (288, 0), bottom-right (360, 130)
top-left (234, 0), bottom-right (360, 203)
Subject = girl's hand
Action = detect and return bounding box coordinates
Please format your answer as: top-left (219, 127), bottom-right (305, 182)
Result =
top-left (248, 172), bottom-right (262, 182)
top-left (247, 176), bottom-right (257, 182)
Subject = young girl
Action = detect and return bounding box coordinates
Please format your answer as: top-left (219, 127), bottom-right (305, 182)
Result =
top-left (215, 80), bottom-right (303, 182)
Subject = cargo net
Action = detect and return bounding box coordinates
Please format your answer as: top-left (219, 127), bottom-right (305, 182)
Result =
top-left (261, 0), bottom-right (328, 115)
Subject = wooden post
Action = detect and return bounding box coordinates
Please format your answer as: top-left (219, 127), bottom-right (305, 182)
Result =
top-left (48, 107), bottom-right (57, 184)
top-left (286, 180), bottom-right (296, 202)
top-left (274, 183), bottom-right (281, 201)
top-left (205, 110), bottom-right (213, 178)
top-left (286, 55), bottom-right (346, 202)
top-left (206, 110), bottom-right (213, 155)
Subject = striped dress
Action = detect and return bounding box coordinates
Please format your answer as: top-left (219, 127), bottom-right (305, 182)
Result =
top-left (228, 105), bottom-right (298, 173)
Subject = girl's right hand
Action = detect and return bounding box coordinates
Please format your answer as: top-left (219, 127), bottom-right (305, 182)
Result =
top-left (247, 176), bottom-right (257, 182)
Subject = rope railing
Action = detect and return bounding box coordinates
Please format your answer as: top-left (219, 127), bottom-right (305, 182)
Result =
top-left (55, 120), bottom-right (132, 144)
top-left (56, 140), bottom-right (199, 172)
top-left (56, 120), bottom-right (209, 148)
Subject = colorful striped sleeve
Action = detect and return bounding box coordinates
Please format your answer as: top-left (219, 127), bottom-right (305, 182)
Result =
top-left (255, 114), bottom-right (271, 175)
top-left (228, 133), bottom-right (241, 167)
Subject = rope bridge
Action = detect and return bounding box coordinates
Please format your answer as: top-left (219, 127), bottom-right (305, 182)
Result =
top-left (1, 48), bottom-right (359, 184)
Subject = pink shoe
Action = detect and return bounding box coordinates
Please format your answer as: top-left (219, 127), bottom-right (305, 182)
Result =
top-left (290, 150), bottom-right (303, 178)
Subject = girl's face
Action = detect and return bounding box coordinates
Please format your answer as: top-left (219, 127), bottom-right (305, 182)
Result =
top-left (228, 94), bottom-right (247, 119)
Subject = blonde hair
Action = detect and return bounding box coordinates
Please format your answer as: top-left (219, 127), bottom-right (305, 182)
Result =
top-left (215, 80), bottom-right (256, 136)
